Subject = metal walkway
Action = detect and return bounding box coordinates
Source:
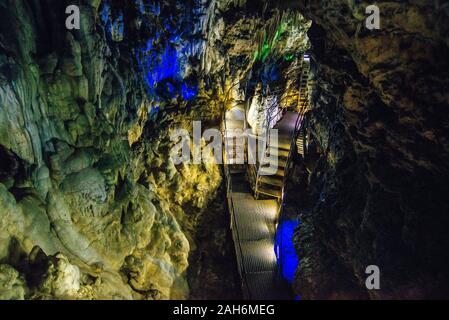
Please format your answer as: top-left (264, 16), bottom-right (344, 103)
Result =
top-left (223, 54), bottom-right (311, 300)
top-left (223, 105), bottom-right (291, 300)
top-left (227, 171), bottom-right (290, 299)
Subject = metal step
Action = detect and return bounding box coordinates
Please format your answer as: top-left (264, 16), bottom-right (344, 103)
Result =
top-left (257, 185), bottom-right (282, 199)
top-left (266, 146), bottom-right (289, 158)
top-left (258, 175), bottom-right (283, 187)
top-left (258, 167), bottom-right (285, 177)
top-left (296, 135), bottom-right (305, 157)
top-left (261, 157), bottom-right (287, 168)
top-left (270, 140), bottom-right (291, 151)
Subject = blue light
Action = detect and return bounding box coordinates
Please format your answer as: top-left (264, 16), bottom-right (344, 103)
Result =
top-left (275, 218), bottom-right (300, 283)
top-left (136, 41), bottom-right (199, 102)
top-left (181, 84), bottom-right (198, 101)
top-left (100, 2), bottom-right (112, 36)
top-left (100, 2), bottom-right (124, 40)
top-left (150, 105), bottom-right (159, 115)
top-left (149, 1), bottom-right (161, 16)
top-left (135, 0), bottom-right (145, 15)
top-left (261, 64), bottom-right (279, 91)
top-left (133, 0), bottom-right (199, 103)
top-left (170, 34), bottom-right (181, 43)
top-left (100, 2), bottom-right (110, 25)
top-left (112, 13), bottom-right (125, 40)
top-left (167, 82), bottom-right (175, 95)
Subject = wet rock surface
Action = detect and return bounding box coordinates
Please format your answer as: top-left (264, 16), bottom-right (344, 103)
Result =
top-left (0, 0), bottom-right (447, 301)
top-left (0, 0), bottom-right (229, 300)
top-left (294, 1), bottom-right (449, 299)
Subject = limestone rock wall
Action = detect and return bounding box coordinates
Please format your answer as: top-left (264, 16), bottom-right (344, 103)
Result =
top-left (0, 0), bottom-right (222, 300)
top-left (2, 0), bottom-right (445, 301)
top-left (294, 1), bottom-right (449, 299)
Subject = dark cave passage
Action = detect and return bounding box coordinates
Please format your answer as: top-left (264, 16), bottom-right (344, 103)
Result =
top-left (186, 181), bottom-right (242, 300)
top-left (0, 0), bottom-right (448, 301)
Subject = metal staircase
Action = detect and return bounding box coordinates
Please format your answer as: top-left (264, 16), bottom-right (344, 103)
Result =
top-left (298, 54), bottom-right (311, 110)
top-left (250, 54), bottom-right (311, 201)
top-left (221, 53), bottom-right (312, 298)
top-left (296, 130), bottom-right (306, 158)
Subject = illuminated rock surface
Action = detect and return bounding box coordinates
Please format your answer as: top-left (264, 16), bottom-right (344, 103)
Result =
top-left (0, 0), bottom-right (447, 300)
top-left (294, 1), bottom-right (449, 299)
top-left (0, 0), bottom-right (223, 300)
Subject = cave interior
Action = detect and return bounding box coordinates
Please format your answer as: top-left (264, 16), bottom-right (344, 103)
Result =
top-left (0, 0), bottom-right (448, 300)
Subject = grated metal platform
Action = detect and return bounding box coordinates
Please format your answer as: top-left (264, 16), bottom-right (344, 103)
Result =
top-left (224, 107), bottom-right (291, 300)
top-left (228, 172), bottom-right (290, 300)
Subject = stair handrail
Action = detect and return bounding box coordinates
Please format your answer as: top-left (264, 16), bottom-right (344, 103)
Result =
top-left (275, 55), bottom-right (311, 281)
top-left (253, 96), bottom-right (283, 197)
top-left (254, 85), bottom-right (306, 198)
top-left (280, 55), bottom-right (310, 201)
top-left (221, 83), bottom-right (252, 299)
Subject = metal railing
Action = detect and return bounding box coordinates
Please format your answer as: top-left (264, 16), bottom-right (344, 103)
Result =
top-left (221, 90), bottom-right (252, 299)
top-left (275, 55), bottom-right (311, 282)
top-left (221, 53), bottom-right (311, 293)
top-left (252, 56), bottom-right (310, 200)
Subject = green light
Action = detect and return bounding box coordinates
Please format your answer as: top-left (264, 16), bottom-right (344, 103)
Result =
top-left (285, 54), bottom-right (295, 61)
top-left (261, 43), bottom-right (271, 62)
top-left (253, 22), bottom-right (288, 62)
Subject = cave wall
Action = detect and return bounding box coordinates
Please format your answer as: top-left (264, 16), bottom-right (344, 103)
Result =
top-left (0, 0), bottom-right (309, 301)
top-left (1, 0), bottom-right (447, 301)
top-left (294, 1), bottom-right (449, 299)
top-left (0, 0), bottom-right (225, 300)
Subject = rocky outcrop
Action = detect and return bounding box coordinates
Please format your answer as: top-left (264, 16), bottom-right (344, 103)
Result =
top-left (294, 1), bottom-right (449, 299)
top-left (0, 0), bottom-right (224, 300)
top-left (2, 0), bottom-right (446, 301)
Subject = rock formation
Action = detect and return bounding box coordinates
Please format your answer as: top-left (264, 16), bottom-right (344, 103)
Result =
top-left (294, 1), bottom-right (449, 299)
top-left (0, 0), bottom-right (447, 300)
top-left (0, 0), bottom-right (223, 299)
